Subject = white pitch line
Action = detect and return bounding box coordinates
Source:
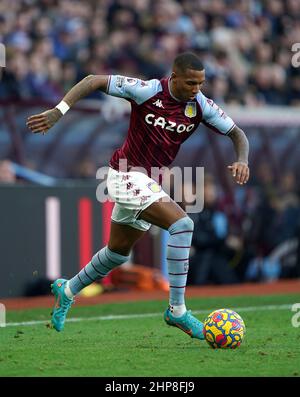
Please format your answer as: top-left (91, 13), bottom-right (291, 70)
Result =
top-left (4, 303), bottom-right (293, 328)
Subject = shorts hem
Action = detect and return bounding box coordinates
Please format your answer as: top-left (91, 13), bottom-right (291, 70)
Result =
top-left (111, 219), bottom-right (150, 232)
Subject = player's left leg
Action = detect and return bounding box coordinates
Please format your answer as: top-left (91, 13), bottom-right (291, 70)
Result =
top-left (139, 199), bottom-right (204, 340)
top-left (51, 222), bottom-right (145, 332)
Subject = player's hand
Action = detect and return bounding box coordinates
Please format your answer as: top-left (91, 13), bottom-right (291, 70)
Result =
top-left (227, 162), bottom-right (249, 185)
top-left (26, 108), bottom-right (62, 134)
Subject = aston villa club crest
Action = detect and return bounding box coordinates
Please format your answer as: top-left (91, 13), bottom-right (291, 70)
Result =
top-left (184, 102), bottom-right (197, 118)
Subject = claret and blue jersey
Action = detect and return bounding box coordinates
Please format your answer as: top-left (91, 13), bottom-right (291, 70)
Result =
top-left (107, 75), bottom-right (235, 175)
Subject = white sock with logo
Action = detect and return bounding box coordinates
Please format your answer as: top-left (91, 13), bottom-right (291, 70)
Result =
top-left (64, 281), bottom-right (74, 299)
top-left (169, 304), bottom-right (186, 317)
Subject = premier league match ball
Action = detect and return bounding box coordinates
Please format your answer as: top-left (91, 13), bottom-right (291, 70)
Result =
top-left (203, 308), bottom-right (246, 349)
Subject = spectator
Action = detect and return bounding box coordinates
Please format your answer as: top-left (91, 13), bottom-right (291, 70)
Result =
top-left (0, 0), bottom-right (298, 106)
top-left (0, 160), bottom-right (16, 183)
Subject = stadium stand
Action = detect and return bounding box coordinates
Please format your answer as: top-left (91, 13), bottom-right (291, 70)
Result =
top-left (0, 0), bottom-right (300, 285)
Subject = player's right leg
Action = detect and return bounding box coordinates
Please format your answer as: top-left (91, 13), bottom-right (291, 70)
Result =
top-left (51, 221), bottom-right (145, 331)
top-left (139, 199), bottom-right (205, 340)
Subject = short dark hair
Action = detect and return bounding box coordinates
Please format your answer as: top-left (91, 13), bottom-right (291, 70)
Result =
top-left (173, 52), bottom-right (204, 73)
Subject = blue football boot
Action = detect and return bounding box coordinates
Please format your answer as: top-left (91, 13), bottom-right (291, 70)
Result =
top-left (50, 279), bottom-right (74, 332)
top-left (164, 307), bottom-right (205, 340)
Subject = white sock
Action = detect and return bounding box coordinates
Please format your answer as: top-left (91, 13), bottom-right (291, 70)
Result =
top-left (64, 281), bottom-right (74, 299)
top-left (169, 304), bottom-right (186, 317)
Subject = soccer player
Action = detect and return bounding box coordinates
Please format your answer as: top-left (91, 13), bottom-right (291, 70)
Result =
top-left (27, 52), bottom-right (249, 338)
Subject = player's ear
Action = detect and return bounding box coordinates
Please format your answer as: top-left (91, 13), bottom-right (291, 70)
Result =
top-left (171, 71), bottom-right (177, 80)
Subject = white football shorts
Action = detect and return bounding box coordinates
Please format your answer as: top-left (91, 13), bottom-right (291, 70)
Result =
top-left (107, 167), bottom-right (169, 231)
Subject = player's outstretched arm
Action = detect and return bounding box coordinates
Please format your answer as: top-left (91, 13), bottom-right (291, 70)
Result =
top-left (227, 125), bottom-right (250, 185)
top-left (27, 75), bottom-right (109, 134)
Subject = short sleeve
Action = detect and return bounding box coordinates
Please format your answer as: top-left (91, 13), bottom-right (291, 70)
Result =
top-left (197, 93), bottom-right (235, 135)
top-left (107, 75), bottom-right (162, 105)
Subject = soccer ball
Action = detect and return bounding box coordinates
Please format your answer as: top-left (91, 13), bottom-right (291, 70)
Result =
top-left (203, 308), bottom-right (246, 349)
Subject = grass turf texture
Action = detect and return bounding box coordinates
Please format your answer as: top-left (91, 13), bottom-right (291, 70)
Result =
top-left (0, 294), bottom-right (299, 377)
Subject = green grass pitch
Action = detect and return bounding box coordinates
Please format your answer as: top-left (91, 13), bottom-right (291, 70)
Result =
top-left (0, 293), bottom-right (299, 377)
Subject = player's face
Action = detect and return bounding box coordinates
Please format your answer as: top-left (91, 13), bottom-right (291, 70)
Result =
top-left (171, 68), bottom-right (205, 102)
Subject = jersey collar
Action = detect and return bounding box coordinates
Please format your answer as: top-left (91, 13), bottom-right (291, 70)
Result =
top-left (167, 77), bottom-right (182, 102)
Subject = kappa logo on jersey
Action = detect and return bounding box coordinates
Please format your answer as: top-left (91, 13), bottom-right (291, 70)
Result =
top-left (145, 114), bottom-right (194, 134)
top-left (152, 99), bottom-right (164, 108)
top-left (184, 102), bottom-right (197, 118)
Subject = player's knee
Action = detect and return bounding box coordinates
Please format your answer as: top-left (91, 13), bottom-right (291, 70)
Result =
top-left (169, 216), bottom-right (194, 233)
top-left (181, 216), bottom-right (194, 231)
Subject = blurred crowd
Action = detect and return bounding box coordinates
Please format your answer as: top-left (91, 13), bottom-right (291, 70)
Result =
top-left (1, 0), bottom-right (300, 284)
top-left (1, 0), bottom-right (300, 105)
top-left (0, 159), bottom-right (16, 183)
